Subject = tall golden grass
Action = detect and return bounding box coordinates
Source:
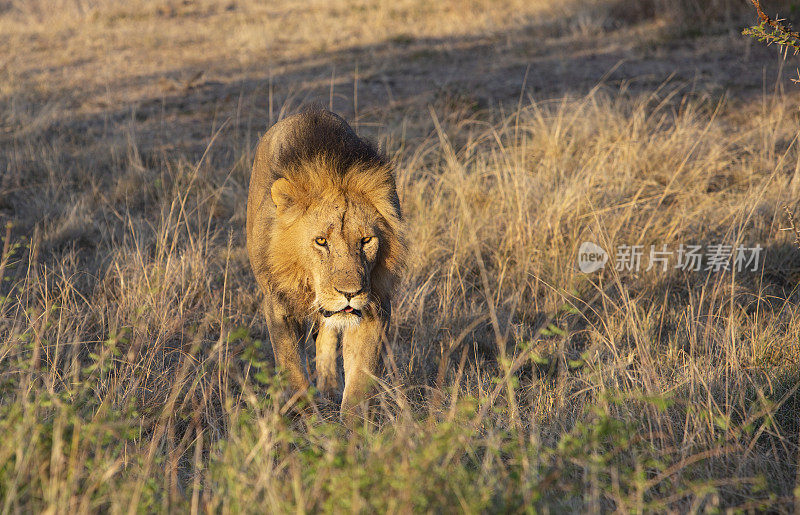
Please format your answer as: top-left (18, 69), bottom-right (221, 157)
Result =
top-left (2, 0), bottom-right (800, 512)
top-left (2, 86), bottom-right (799, 511)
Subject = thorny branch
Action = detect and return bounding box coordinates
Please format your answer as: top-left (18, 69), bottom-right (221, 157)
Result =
top-left (744, 0), bottom-right (800, 54)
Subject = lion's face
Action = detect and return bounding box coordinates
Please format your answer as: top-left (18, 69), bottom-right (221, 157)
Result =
top-left (263, 160), bottom-right (405, 330)
top-left (302, 197), bottom-right (381, 327)
top-left (270, 179), bottom-right (387, 328)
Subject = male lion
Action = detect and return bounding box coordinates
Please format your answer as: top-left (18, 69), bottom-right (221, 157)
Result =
top-left (246, 108), bottom-right (405, 414)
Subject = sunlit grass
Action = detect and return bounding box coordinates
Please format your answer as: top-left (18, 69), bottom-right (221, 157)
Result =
top-left (2, 0), bottom-right (800, 512)
top-left (2, 85), bottom-right (800, 511)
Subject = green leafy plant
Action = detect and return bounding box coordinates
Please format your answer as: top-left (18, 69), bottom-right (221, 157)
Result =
top-left (743, 0), bottom-right (800, 53)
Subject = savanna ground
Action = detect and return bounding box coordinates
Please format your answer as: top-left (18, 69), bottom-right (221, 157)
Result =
top-left (2, 0), bottom-right (800, 512)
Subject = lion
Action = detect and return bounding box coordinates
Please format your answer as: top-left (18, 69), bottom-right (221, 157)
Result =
top-left (246, 108), bottom-right (406, 415)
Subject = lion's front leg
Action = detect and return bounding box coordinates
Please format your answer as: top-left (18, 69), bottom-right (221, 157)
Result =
top-left (341, 315), bottom-right (384, 416)
top-left (262, 296), bottom-right (310, 394)
top-left (315, 324), bottom-right (340, 399)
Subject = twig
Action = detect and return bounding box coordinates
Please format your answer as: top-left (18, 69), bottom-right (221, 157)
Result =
top-left (744, 0), bottom-right (800, 53)
top-left (751, 0), bottom-right (800, 40)
top-left (782, 205), bottom-right (800, 249)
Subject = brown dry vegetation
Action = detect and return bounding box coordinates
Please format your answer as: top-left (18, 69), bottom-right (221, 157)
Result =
top-left (2, 0), bottom-right (800, 512)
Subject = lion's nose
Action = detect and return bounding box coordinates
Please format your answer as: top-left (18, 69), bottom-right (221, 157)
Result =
top-left (334, 287), bottom-right (364, 301)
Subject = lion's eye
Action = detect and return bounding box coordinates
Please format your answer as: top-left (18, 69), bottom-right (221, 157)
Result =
top-left (314, 237), bottom-right (327, 246)
top-left (361, 236), bottom-right (373, 245)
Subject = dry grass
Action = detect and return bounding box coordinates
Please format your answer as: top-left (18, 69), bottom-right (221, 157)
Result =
top-left (2, 0), bottom-right (800, 512)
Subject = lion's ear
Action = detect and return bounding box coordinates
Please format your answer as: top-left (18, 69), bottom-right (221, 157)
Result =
top-left (270, 178), bottom-right (294, 212)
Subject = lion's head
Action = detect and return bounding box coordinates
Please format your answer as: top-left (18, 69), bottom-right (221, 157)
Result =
top-left (265, 156), bottom-right (405, 329)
